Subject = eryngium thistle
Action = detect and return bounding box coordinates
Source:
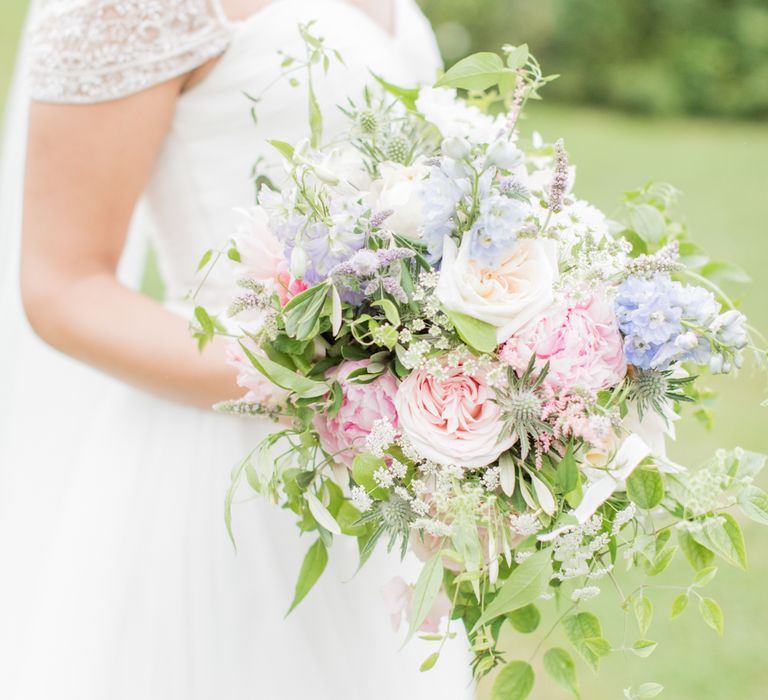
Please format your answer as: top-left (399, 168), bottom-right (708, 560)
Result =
top-left (385, 134), bottom-right (410, 164)
top-left (495, 357), bottom-right (551, 460)
top-left (355, 493), bottom-right (415, 559)
top-left (548, 138), bottom-right (569, 213)
top-left (506, 390), bottom-right (542, 425)
top-left (629, 367), bottom-right (695, 419)
top-left (358, 110), bottom-right (380, 134)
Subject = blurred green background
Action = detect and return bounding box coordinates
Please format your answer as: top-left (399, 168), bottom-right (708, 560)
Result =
top-left (2, 1), bottom-right (766, 698)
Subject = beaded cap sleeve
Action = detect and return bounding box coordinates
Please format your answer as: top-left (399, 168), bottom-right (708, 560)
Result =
top-left (28, 0), bottom-right (231, 104)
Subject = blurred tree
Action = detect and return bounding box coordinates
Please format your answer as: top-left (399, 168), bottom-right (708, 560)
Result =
top-left (418, 0), bottom-right (768, 118)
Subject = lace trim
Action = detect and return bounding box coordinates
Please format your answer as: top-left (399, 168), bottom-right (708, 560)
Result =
top-left (29, 1), bottom-right (232, 104)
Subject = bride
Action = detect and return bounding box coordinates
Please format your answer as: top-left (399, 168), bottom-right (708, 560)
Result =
top-left (0, 1), bottom-right (472, 698)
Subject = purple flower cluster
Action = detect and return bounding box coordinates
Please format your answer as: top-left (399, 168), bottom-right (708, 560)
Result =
top-left (615, 273), bottom-right (745, 370)
top-left (329, 248), bottom-right (415, 304)
top-left (261, 186), bottom-right (367, 286)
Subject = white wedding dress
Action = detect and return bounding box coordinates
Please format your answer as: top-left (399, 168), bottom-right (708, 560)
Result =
top-left (0, 2), bottom-right (473, 698)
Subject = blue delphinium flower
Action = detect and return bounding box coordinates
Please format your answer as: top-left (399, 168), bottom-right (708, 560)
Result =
top-left (419, 164), bottom-right (471, 263)
top-left (300, 198), bottom-right (367, 285)
top-left (615, 273), bottom-right (736, 370)
top-left (468, 192), bottom-right (526, 265)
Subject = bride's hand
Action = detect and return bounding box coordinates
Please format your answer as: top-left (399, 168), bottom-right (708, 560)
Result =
top-left (21, 76), bottom-right (242, 409)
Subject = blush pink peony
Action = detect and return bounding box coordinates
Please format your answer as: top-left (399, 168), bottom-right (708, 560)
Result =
top-left (313, 360), bottom-right (399, 467)
top-left (395, 362), bottom-right (515, 467)
top-left (381, 576), bottom-right (452, 634)
top-left (500, 293), bottom-right (626, 393)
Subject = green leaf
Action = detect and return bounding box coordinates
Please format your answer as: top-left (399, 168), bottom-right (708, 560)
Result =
top-left (283, 283), bottom-right (330, 340)
top-left (240, 342), bottom-right (328, 398)
top-left (627, 467), bottom-right (664, 509)
top-left (351, 453), bottom-right (387, 497)
top-left (507, 604), bottom-right (541, 634)
top-left (404, 553), bottom-right (444, 643)
top-left (690, 513), bottom-right (748, 570)
top-left (471, 549), bottom-right (552, 632)
top-left (625, 683), bottom-right (664, 699)
top-left (699, 597), bottom-right (724, 635)
top-left (630, 204), bottom-right (665, 243)
top-left (700, 260), bottom-right (751, 286)
top-left (267, 139), bottom-right (295, 162)
top-left (738, 486), bottom-right (768, 526)
top-left (505, 44), bottom-right (529, 70)
top-left (445, 309), bottom-right (498, 354)
top-left (287, 538), bottom-right (328, 614)
top-left (582, 637), bottom-right (611, 658)
top-left (490, 661), bottom-right (535, 700)
top-left (305, 492), bottom-right (341, 535)
top-left (634, 595), bottom-right (653, 637)
top-left (435, 52), bottom-right (508, 92)
top-left (693, 566), bottom-right (718, 587)
top-left (678, 530), bottom-right (715, 571)
top-left (370, 71), bottom-right (420, 110)
top-left (371, 298), bottom-right (401, 327)
top-left (308, 84), bottom-right (323, 148)
top-left (419, 652), bottom-right (440, 672)
top-left (621, 229), bottom-right (648, 257)
top-left (670, 593), bottom-right (689, 619)
top-left (631, 640), bottom-right (658, 658)
top-left (194, 306), bottom-right (215, 338)
top-left (556, 443), bottom-right (579, 494)
top-left (644, 546), bottom-right (677, 576)
top-left (196, 248), bottom-right (214, 271)
top-left (562, 612), bottom-right (606, 671)
top-left (543, 648), bottom-right (580, 699)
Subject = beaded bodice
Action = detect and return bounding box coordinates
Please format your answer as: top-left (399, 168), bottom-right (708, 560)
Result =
top-left (29, 0), bottom-right (231, 103)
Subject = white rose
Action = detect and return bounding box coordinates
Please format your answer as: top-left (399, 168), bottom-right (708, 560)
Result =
top-left (368, 160), bottom-right (429, 239)
top-left (436, 235), bottom-right (560, 344)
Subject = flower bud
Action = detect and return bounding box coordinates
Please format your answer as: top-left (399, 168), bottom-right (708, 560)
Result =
top-left (486, 139), bottom-right (522, 170)
top-left (675, 331), bottom-right (699, 352)
top-left (442, 136), bottom-right (471, 161)
top-left (290, 246), bottom-right (308, 279)
top-left (313, 165), bottom-right (340, 186)
top-left (708, 353), bottom-right (724, 374)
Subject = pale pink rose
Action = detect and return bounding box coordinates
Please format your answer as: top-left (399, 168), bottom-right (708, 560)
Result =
top-left (226, 338), bottom-right (290, 408)
top-left (500, 293), bottom-right (626, 393)
top-left (410, 531), bottom-right (462, 573)
top-left (235, 207), bottom-right (307, 306)
top-left (381, 576), bottom-right (452, 634)
top-left (313, 360), bottom-right (399, 467)
top-left (395, 362), bottom-right (515, 467)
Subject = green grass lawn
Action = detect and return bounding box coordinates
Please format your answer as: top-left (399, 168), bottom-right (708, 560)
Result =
top-left (0, 1), bottom-right (26, 114)
top-left (3, 5), bottom-right (767, 699)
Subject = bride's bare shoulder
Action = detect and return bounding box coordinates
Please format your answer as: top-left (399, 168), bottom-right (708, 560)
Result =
top-left (28, 0), bottom-right (233, 105)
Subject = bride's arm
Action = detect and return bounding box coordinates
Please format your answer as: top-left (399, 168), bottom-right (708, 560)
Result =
top-left (21, 76), bottom-right (241, 409)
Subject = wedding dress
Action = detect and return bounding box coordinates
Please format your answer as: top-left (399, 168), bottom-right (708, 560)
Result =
top-left (0, 1), bottom-right (473, 698)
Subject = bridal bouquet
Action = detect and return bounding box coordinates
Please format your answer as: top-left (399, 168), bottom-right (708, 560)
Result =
top-left (193, 33), bottom-right (767, 700)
